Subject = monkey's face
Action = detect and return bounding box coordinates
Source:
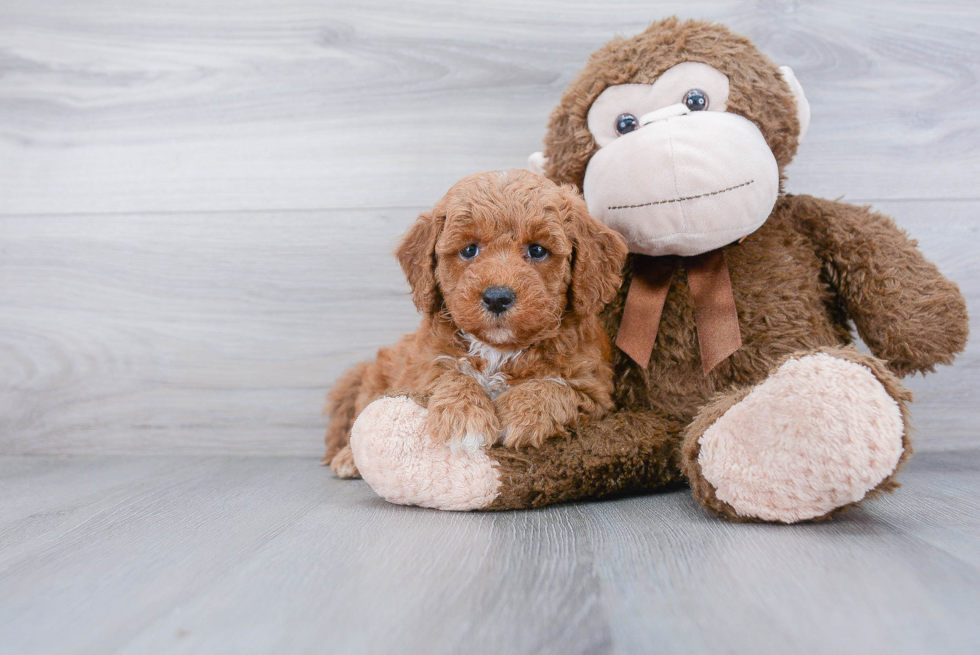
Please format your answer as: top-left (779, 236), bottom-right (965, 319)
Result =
top-left (581, 61), bottom-right (805, 257)
top-left (532, 20), bottom-right (811, 258)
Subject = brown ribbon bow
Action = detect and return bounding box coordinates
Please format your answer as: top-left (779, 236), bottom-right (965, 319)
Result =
top-left (615, 249), bottom-right (742, 376)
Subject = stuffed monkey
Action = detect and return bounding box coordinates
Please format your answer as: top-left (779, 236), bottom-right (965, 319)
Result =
top-left (343, 18), bottom-right (969, 522)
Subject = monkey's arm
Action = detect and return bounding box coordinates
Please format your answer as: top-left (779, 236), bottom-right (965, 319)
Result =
top-left (793, 194), bottom-right (969, 376)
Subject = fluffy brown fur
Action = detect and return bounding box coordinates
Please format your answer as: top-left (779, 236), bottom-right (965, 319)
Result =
top-left (466, 19), bottom-right (968, 517)
top-left (324, 170), bottom-right (628, 476)
top-left (542, 17), bottom-right (802, 190)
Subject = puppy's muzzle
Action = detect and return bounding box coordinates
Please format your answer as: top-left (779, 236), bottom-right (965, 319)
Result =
top-left (482, 286), bottom-right (516, 316)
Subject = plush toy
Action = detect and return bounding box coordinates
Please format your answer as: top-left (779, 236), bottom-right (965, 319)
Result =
top-left (344, 18), bottom-right (969, 522)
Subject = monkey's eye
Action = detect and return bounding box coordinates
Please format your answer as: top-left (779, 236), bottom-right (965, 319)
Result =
top-left (615, 113), bottom-right (639, 135)
top-left (459, 244), bottom-right (479, 260)
top-left (683, 89), bottom-right (709, 111)
top-left (526, 244), bottom-right (548, 260)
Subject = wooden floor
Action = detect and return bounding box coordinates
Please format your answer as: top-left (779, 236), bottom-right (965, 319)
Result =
top-left (1, 0), bottom-right (978, 456)
top-left (0, 450), bottom-right (977, 655)
top-left (2, 0), bottom-right (979, 652)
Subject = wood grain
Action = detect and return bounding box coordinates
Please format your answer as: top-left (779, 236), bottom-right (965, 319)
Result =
top-left (1, 199), bottom-right (976, 455)
top-left (0, 0), bottom-right (977, 215)
top-left (0, 2), bottom-right (977, 454)
top-left (871, 450), bottom-right (980, 569)
top-left (0, 208), bottom-right (414, 455)
top-left (0, 451), bottom-right (977, 654)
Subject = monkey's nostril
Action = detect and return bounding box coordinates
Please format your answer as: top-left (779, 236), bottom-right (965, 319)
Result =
top-left (482, 286), bottom-right (516, 315)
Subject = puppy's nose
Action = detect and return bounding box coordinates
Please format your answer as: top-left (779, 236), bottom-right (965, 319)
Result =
top-left (482, 286), bottom-right (516, 315)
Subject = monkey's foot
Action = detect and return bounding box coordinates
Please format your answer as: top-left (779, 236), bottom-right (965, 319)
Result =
top-left (349, 397), bottom-right (501, 511)
top-left (687, 352), bottom-right (907, 523)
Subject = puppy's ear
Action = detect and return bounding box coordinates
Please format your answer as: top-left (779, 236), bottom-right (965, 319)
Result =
top-left (560, 185), bottom-right (628, 316)
top-left (396, 209), bottom-right (445, 315)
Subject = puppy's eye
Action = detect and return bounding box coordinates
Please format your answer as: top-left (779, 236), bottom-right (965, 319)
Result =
top-left (683, 88), bottom-right (709, 111)
top-left (615, 113), bottom-right (638, 135)
top-left (526, 244), bottom-right (548, 260)
top-left (459, 244), bottom-right (479, 260)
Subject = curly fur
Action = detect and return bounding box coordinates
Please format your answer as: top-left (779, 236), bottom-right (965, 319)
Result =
top-left (324, 170), bottom-right (628, 475)
top-left (542, 18), bottom-right (802, 190)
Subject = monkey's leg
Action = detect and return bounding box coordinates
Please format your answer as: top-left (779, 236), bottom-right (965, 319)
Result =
top-left (681, 346), bottom-right (912, 523)
top-left (349, 396), bottom-right (685, 511)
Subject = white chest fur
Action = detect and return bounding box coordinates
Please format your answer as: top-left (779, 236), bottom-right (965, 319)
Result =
top-left (459, 334), bottom-right (521, 400)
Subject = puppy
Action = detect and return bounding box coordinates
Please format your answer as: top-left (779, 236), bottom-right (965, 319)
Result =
top-left (324, 169), bottom-right (628, 478)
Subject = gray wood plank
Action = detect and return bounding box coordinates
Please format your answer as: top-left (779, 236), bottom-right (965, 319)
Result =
top-left (118, 501), bottom-right (612, 655)
top-left (0, 457), bottom-right (611, 655)
top-left (0, 457), bottom-right (204, 565)
top-left (0, 452), bottom-right (977, 654)
top-left (578, 480), bottom-right (980, 655)
top-left (1, 200), bottom-right (976, 455)
top-left (0, 0), bottom-right (977, 215)
top-left (0, 209), bottom-right (420, 455)
top-left (870, 450), bottom-right (980, 569)
top-left (0, 457), bottom-right (330, 655)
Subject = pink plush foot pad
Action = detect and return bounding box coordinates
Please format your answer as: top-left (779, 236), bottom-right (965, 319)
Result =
top-left (349, 397), bottom-right (501, 511)
top-left (698, 353), bottom-right (905, 522)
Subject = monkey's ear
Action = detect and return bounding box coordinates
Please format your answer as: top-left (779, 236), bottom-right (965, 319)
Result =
top-left (395, 209), bottom-right (445, 315)
top-left (779, 66), bottom-right (810, 144)
top-left (527, 152), bottom-right (549, 176)
top-left (559, 185), bottom-right (629, 316)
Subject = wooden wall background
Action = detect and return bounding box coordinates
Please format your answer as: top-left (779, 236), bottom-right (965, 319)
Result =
top-left (1, 0), bottom-right (977, 456)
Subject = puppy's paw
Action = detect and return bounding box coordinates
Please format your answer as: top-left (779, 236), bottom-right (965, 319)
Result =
top-left (499, 418), bottom-right (560, 449)
top-left (427, 396), bottom-right (500, 454)
top-left (495, 389), bottom-right (564, 449)
top-left (330, 445), bottom-right (361, 479)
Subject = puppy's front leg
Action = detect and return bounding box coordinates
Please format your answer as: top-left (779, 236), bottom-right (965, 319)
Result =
top-left (427, 372), bottom-right (500, 453)
top-left (495, 380), bottom-right (601, 449)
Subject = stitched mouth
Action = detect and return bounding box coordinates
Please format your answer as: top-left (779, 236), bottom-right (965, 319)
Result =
top-left (607, 180), bottom-right (754, 210)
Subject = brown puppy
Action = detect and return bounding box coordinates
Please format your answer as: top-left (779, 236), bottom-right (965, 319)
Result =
top-left (324, 169), bottom-right (628, 478)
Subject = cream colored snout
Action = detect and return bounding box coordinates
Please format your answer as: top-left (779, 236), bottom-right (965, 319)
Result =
top-left (582, 109), bottom-right (780, 257)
